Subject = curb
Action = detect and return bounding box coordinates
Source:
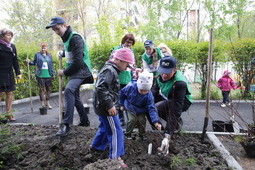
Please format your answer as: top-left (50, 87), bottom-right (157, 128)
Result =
top-left (183, 131), bottom-right (243, 170)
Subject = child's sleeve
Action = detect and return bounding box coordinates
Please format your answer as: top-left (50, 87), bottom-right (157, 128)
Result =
top-left (119, 86), bottom-right (128, 106)
top-left (217, 78), bottom-right (222, 89)
top-left (147, 92), bottom-right (159, 123)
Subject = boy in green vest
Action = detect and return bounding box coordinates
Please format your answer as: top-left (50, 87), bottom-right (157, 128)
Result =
top-left (141, 40), bottom-right (164, 79)
top-left (46, 16), bottom-right (93, 136)
top-left (151, 56), bottom-right (192, 156)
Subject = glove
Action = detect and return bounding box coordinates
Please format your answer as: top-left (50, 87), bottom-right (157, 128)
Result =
top-left (158, 134), bottom-right (171, 156)
top-left (56, 50), bottom-right (64, 60)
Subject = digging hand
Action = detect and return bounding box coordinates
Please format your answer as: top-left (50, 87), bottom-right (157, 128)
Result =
top-left (158, 134), bottom-right (171, 156)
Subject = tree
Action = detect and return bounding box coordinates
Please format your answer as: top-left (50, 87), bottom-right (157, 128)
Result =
top-left (1, 0), bottom-right (53, 48)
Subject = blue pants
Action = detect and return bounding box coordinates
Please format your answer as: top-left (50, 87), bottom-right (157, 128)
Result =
top-left (63, 79), bottom-right (88, 124)
top-left (222, 91), bottom-right (230, 104)
top-left (91, 115), bottom-right (124, 159)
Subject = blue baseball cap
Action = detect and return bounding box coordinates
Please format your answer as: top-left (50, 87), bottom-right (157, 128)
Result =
top-left (144, 40), bottom-right (154, 47)
top-left (158, 56), bottom-right (177, 74)
top-left (46, 17), bottom-right (65, 29)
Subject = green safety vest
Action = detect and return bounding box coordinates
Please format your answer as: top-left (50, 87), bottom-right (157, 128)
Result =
top-left (63, 31), bottom-right (92, 72)
top-left (157, 70), bottom-right (192, 103)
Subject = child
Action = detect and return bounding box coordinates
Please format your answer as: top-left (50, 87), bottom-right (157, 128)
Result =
top-left (142, 40), bottom-right (164, 75)
top-left (90, 48), bottom-right (135, 168)
top-left (119, 71), bottom-right (161, 140)
top-left (217, 70), bottom-right (237, 107)
top-left (158, 43), bottom-right (173, 57)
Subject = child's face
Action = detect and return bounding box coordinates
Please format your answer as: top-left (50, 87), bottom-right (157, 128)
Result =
top-left (145, 46), bottom-right (154, 55)
top-left (138, 89), bottom-right (149, 95)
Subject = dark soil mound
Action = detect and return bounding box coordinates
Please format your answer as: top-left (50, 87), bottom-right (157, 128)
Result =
top-left (0, 124), bottom-right (229, 169)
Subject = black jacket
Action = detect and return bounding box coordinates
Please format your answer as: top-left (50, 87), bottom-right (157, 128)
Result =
top-left (61, 26), bottom-right (92, 81)
top-left (93, 61), bottom-right (120, 116)
top-left (0, 43), bottom-right (20, 87)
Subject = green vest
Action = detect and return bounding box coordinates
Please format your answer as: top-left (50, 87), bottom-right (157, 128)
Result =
top-left (142, 47), bottom-right (162, 65)
top-left (63, 31), bottom-right (92, 72)
top-left (157, 70), bottom-right (192, 103)
top-left (38, 59), bottom-right (51, 78)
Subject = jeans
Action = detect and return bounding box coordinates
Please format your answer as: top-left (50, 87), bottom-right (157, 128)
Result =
top-left (222, 91), bottom-right (230, 104)
top-left (63, 79), bottom-right (89, 124)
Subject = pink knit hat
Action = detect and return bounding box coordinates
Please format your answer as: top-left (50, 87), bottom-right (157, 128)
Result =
top-left (223, 70), bottom-right (231, 75)
top-left (113, 48), bottom-right (135, 65)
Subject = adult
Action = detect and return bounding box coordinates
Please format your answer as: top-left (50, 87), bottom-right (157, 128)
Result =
top-left (141, 40), bottom-right (164, 82)
top-left (158, 43), bottom-right (173, 57)
top-left (26, 43), bottom-right (55, 109)
top-left (0, 28), bottom-right (21, 121)
top-left (110, 33), bottom-right (136, 126)
top-left (46, 16), bottom-right (93, 136)
top-left (90, 48), bottom-right (135, 168)
top-left (151, 56), bottom-right (192, 155)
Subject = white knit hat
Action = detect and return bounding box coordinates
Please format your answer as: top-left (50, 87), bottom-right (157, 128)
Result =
top-left (137, 72), bottom-right (153, 90)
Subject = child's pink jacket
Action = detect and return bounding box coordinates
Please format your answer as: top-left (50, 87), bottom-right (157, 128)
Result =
top-left (217, 75), bottom-right (237, 91)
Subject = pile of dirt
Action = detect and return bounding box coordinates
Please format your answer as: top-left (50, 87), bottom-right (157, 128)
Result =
top-left (1, 124), bottom-right (229, 169)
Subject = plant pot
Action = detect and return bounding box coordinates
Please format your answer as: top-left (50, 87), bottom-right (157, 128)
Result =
top-left (39, 107), bottom-right (47, 115)
top-left (241, 137), bottom-right (255, 158)
top-left (212, 120), bottom-right (225, 132)
top-left (224, 121), bottom-right (234, 132)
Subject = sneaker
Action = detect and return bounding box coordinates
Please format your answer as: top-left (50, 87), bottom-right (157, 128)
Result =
top-left (227, 102), bottom-right (231, 106)
top-left (118, 157), bottom-right (128, 168)
top-left (56, 124), bottom-right (70, 136)
top-left (221, 103), bottom-right (226, 107)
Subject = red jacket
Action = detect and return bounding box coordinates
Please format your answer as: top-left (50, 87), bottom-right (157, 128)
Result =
top-left (217, 75), bottom-right (237, 91)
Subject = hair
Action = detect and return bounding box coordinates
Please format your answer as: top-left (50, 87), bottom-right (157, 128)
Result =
top-left (40, 42), bottom-right (49, 54)
top-left (158, 43), bottom-right (173, 56)
top-left (0, 28), bottom-right (14, 39)
top-left (121, 33), bottom-right (135, 45)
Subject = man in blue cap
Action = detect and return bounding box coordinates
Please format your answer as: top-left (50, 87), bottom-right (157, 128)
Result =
top-left (151, 56), bottom-right (192, 155)
top-left (46, 16), bottom-right (93, 136)
top-left (141, 40), bottom-right (164, 79)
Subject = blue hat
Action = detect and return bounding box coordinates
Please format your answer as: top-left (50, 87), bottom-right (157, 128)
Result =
top-left (46, 17), bottom-right (65, 29)
top-left (158, 56), bottom-right (177, 74)
top-left (144, 40), bottom-right (154, 47)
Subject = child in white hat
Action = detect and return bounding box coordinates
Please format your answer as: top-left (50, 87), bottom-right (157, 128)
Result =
top-left (119, 71), bottom-right (161, 140)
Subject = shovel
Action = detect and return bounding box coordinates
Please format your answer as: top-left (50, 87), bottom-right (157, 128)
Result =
top-left (26, 54), bottom-right (33, 113)
top-left (58, 51), bottom-right (63, 123)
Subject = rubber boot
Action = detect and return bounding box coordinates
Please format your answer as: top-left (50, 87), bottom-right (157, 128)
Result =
top-left (46, 100), bottom-right (52, 109)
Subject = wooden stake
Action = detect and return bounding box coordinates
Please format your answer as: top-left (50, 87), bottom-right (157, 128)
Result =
top-left (201, 28), bottom-right (213, 141)
top-left (26, 53), bottom-right (33, 113)
top-left (58, 52), bottom-right (63, 124)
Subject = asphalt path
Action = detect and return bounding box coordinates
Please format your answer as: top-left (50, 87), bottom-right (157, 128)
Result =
top-left (1, 90), bottom-right (254, 133)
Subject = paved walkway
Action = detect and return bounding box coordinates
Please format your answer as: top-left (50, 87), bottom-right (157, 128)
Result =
top-left (1, 90), bottom-right (254, 132)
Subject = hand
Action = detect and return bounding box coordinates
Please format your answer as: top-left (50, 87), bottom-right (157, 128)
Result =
top-left (154, 122), bottom-right (161, 131)
top-left (17, 75), bottom-right (21, 79)
top-left (108, 106), bottom-right (117, 116)
top-left (120, 106), bottom-right (125, 111)
top-left (26, 58), bottom-right (30, 63)
top-left (158, 134), bottom-right (171, 156)
top-left (57, 51), bottom-right (63, 60)
top-left (58, 70), bottom-right (64, 76)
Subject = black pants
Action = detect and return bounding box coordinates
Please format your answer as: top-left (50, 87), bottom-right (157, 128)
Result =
top-left (148, 81), bottom-right (191, 135)
top-left (222, 91), bottom-right (230, 104)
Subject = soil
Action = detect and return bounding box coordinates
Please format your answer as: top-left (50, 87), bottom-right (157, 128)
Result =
top-left (218, 135), bottom-right (255, 170)
top-left (1, 124), bottom-right (231, 170)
